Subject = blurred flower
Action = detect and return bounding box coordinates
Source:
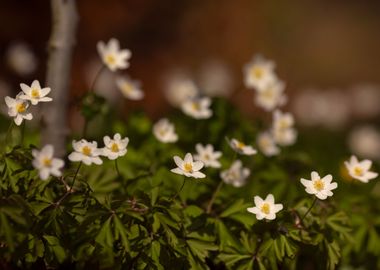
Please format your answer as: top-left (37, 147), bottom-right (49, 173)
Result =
top-left (272, 110), bottom-right (297, 146)
top-left (254, 79), bottom-right (287, 111)
top-left (102, 133), bottom-right (129, 160)
top-left (32, 145), bottom-right (64, 180)
top-left (164, 77), bottom-right (199, 107)
top-left (220, 160), bottom-right (250, 187)
top-left (247, 194), bottom-right (283, 220)
top-left (116, 76), bottom-right (144, 100)
top-left (348, 126), bottom-right (380, 160)
top-left (300, 171), bottom-right (337, 200)
top-left (97, 38), bottom-right (131, 72)
top-left (181, 97), bottom-right (212, 119)
top-left (5, 94), bottom-right (33, 126)
top-left (344, 155), bottom-right (378, 183)
top-left (349, 84), bottom-right (380, 119)
top-left (243, 55), bottom-right (277, 90)
top-left (257, 132), bottom-right (280, 157)
top-left (198, 60), bottom-right (234, 97)
top-left (19, 80), bottom-right (52, 105)
top-left (153, 118), bottom-right (178, 143)
top-left (68, 139), bottom-right (103, 165)
top-left (6, 42), bottom-right (38, 76)
top-left (171, 153), bottom-right (205, 178)
top-left (194, 143), bottom-right (222, 168)
top-left (229, 138), bottom-right (257, 156)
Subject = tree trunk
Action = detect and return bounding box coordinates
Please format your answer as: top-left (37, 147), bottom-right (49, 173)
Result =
top-left (42, 0), bottom-right (78, 157)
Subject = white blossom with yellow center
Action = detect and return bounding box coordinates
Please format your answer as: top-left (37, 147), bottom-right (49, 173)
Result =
top-left (220, 160), bottom-right (250, 187)
top-left (300, 171), bottom-right (338, 200)
top-left (229, 138), bottom-right (257, 156)
top-left (247, 194), bottom-right (283, 220)
top-left (164, 77), bottom-right (199, 108)
top-left (116, 76), bottom-right (144, 100)
top-left (344, 155), bottom-right (378, 183)
top-left (4, 94), bottom-right (33, 126)
top-left (97, 38), bottom-right (131, 72)
top-left (171, 153), bottom-right (205, 179)
top-left (19, 80), bottom-right (52, 105)
top-left (243, 55), bottom-right (277, 91)
top-left (257, 132), bottom-right (280, 157)
top-left (32, 145), bottom-right (64, 180)
top-left (101, 133), bottom-right (129, 160)
top-left (181, 97), bottom-right (212, 119)
top-left (68, 139), bottom-right (103, 165)
top-left (194, 143), bottom-right (222, 168)
top-left (153, 118), bottom-right (178, 143)
top-left (255, 79), bottom-right (287, 111)
top-left (272, 110), bottom-right (297, 146)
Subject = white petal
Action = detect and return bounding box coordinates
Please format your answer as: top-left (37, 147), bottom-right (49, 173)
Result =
top-left (247, 207), bottom-right (259, 214)
top-left (254, 196), bottom-right (263, 206)
top-left (171, 168), bottom-right (184, 175)
top-left (311, 171), bottom-right (319, 181)
top-left (173, 156), bottom-right (183, 168)
top-left (192, 161), bottom-right (204, 171)
top-left (265, 194), bottom-right (274, 204)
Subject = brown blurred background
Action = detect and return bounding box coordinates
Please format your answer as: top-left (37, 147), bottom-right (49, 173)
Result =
top-left (1, 0), bottom-right (380, 118)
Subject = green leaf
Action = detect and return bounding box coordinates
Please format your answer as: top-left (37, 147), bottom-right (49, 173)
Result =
top-left (220, 199), bottom-right (251, 218)
top-left (43, 235), bottom-right (67, 263)
top-left (95, 216), bottom-right (113, 248)
top-left (113, 215), bottom-right (130, 252)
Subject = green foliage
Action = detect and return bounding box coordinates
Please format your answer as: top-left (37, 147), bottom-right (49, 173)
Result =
top-left (0, 98), bottom-right (379, 269)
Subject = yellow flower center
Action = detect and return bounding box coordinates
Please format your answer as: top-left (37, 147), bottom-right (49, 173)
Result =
top-left (313, 179), bottom-right (325, 191)
top-left (82, 146), bottom-right (92, 156)
top-left (354, 167), bottom-right (363, 176)
top-left (43, 158), bottom-right (52, 167)
top-left (262, 88), bottom-right (274, 99)
top-left (122, 83), bottom-right (133, 93)
top-left (279, 120), bottom-right (289, 129)
top-left (260, 203), bottom-right (270, 215)
top-left (236, 141), bottom-right (245, 149)
top-left (16, 103), bottom-right (26, 113)
top-left (31, 89), bottom-right (40, 98)
top-left (184, 163), bottom-right (193, 173)
top-left (192, 102), bottom-right (200, 111)
top-left (106, 54), bottom-right (116, 65)
top-left (251, 66), bottom-right (264, 79)
top-left (111, 143), bottom-right (119, 153)
top-left (204, 154), bottom-right (210, 160)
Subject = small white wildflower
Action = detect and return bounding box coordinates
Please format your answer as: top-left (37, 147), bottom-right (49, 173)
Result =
top-left (171, 153), bottom-right (205, 179)
top-left (220, 160), bottom-right (250, 187)
top-left (19, 80), bottom-right (52, 105)
top-left (116, 76), bottom-right (144, 100)
top-left (97, 38), bottom-right (131, 72)
top-left (68, 139), bottom-right (103, 165)
top-left (102, 133), bottom-right (129, 160)
top-left (247, 194), bottom-right (283, 220)
top-left (344, 155), bottom-right (378, 183)
top-left (32, 145), bottom-right (64, 180)
top-left (243, 55), bottom-right (277, 90)
top-left (300, 171), bottom-right (338, 200)
top-left (257, 132), bottom-right (280, 157)
top-left (194, 143), bottom-right (222, 168)
top-left (255, 79), bottom-right (287, 111)
top-left (4, 94), bottom-right (33, 126)
top-left (164, 77), bottom-right (199, 107)
top-left (272, 110), bottom-right (297, 146)
top-left (153, 118), bottom-right (178, 143)
top-left (181, 97), bottom-right (212, 119)
top-left (348, 126), bottom-right (380, 160)
top-left (229, 138), bottom-right (257, 156)
top-left (6, 43), bottom-right (37, 76)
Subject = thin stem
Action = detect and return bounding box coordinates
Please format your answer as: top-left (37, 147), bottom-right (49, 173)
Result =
top-left (300, 197), bottom-right (318, 222)
top-left (170, 177), bottom-right (186, 201)
top-left (20, 121), bottom-right (26, 145)
top-left (115, 159), bottom-right (121, 178)
top-left (89, 65), bottom-right (105, 93)
top-left (206, 181), bottom-right (224, 214)
top-left (4, 121), bottom-right (14, 146)
top-left (70, 162), bottom-right (82, 191)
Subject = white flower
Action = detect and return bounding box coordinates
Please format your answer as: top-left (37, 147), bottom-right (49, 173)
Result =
top-left (68, 139), bottom-right (103, 165)
top-left (18, 80), bottom-right (52, 105)
top-left (116, 76), bottom-right (144, 100)
top-left (229, 138), bottom-right (257, 155)
top-left (102, 133), bottom-right (129, 160)
top-left (247, 194), bottom-right (283, 220)
top-left (273, 110), bottom-right (295, 130)
top-left (348, 126), bottom-right (380, 160)
top-left (243, 55), bottom-right (277, 90)
top-left (6, 43), bottom-right (38, 76)
top-left (194, 143), bottom-right (222, 168)
top-left (198, 60), bottom-right (233, 97)
top-left (257, 132), bottom-right (280, 157)
top-left (4, 94), bottom-right (33, 126)
top-left (255, 79), bottom-right (287, 111)
top-left (272, 110), bottom-right (297, 146)
top-left (97, 38), bottom-right (131, 72)
top-left (181, 97), bottom-right (212, 119)
top-left (164, 77), bottom-right (199, 107)
top-left (300, 171), bottom-right (338, 200)
top-left (344, 155), bottom-right (378, 183)
top-left (32, 145), bottom-right (64, 180)
top-left (153, 118), bottom-right (178, 143)
top-left (171, 153), bottom-right (205, 178)
top-left (220, 160), bottom-right (250, 187)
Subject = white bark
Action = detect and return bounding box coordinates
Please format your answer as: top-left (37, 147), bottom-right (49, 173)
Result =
top-left (42, 0), bottom-right (78, 157)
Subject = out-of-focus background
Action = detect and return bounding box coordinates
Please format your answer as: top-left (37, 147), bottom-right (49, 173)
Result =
top-left (1, 0), bottom-right (380, 142)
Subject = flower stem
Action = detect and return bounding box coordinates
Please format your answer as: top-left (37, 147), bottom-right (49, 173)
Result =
top-left (20, 121), bottom-right (26, 146)
top-left (206, 181), bottom-right (224, 214)
top-left (70, 162), bottom-right (82, 191)
top-left (89, 65), bottom-right (105, 93)
top-left (170, 177), bottom-right (186, 201)
top-left (115, 159), bottom-right (121, 178)
top-left (300, 197), bottom-right (318, 222)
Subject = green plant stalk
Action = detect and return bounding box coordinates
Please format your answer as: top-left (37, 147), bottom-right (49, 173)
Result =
top-left (300, 197), bottom-right (318, 222)
top-left (170, 176), bottom-right (186, 201)
top-left (206, 181), bottom-right (224, 214)
top-left (70, 161), bottom-right (82, 191)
